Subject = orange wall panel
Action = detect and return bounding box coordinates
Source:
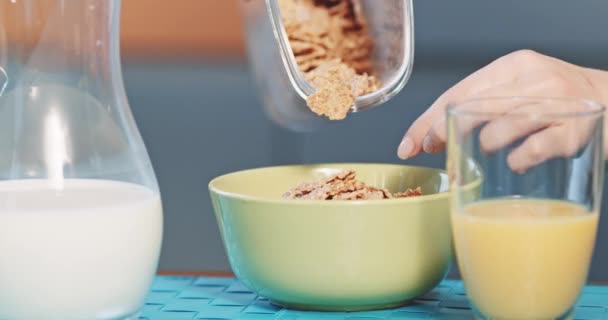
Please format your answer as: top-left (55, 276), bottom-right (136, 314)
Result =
top-left (120, 0), bottom-right (246, 58)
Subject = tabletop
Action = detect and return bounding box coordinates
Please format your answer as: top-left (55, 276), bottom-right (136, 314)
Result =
top-left (142, 273), bottom-right (608, 320)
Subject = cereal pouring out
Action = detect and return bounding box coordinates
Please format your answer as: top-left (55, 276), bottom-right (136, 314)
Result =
top-left (278, 0), bottom-right (380, 120)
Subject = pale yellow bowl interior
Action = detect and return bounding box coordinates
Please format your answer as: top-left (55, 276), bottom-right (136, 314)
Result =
top-left (211, 163), bottom-right (449, 201)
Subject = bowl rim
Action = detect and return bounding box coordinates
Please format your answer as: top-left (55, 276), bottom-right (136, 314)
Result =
top-left (208, 163), bottom-right (452, 206)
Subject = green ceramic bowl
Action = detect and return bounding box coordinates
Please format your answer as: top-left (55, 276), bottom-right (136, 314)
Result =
top-left (209, 163), bottom-right (454, 311)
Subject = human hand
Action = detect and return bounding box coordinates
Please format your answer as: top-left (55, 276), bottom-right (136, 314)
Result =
top-left (397, 50), bottom-right (608, 172)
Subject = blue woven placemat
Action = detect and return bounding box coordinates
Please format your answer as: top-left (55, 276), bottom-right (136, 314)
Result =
top-left (141, 276), bottom-right (608, 320)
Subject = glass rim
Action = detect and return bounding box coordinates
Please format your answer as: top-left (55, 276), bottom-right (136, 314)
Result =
top-left (447, 96), bottom-right (606, 118)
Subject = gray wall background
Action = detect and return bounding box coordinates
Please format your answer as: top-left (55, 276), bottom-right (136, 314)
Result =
top-left (122, 1), bottom-right (608, 280)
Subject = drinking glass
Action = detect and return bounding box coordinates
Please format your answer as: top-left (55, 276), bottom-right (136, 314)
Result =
top-left (0, 1), bottom-right (162, 319)
top-left (447, 97), bottom-right (604, 320)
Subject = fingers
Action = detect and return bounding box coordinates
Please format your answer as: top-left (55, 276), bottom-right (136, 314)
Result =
top-left (507, 125), bottom-right (570, 174)
top-left (477, 97), bottom-right (552, 153)
top-left (422, 77), bottom-right (547, 155)
top-left (478, 97), bottom-right (594, 154)
top-left (398, 50), bottom-right (597, 160)
top-left (507, 118), bottom-right (599, 174)
top-left (479, 114), bottom-right (548, 153)
top-left (401, 70), bottom-right (508, 157)
top-left (397, 49), bottom-right (603, 174)
top-left (397, 108), bottom-right (436, 159)
top-left (397, 52), bottom-right (530, 159)
top-left (399, 50), bottom-right (559, 159)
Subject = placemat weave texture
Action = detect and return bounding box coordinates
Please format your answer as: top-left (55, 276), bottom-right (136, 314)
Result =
top-left (141, 276), bottom-right (608, 319)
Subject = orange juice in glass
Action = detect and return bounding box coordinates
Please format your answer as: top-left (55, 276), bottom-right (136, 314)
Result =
top-left (447, 97), bottom-right (604, 320)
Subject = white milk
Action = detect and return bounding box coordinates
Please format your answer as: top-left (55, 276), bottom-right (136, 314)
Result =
top-left (0, 179), bottom-right (163, 320)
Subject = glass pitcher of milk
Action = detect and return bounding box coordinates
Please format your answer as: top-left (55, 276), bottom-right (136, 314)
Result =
top-left (0, 1), bottom-right (162, 319)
